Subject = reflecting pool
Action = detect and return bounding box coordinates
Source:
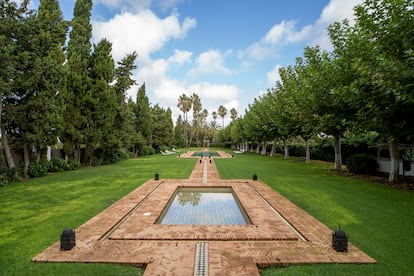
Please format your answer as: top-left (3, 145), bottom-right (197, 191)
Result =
top-left (157, 188), bottom-right (250, 225)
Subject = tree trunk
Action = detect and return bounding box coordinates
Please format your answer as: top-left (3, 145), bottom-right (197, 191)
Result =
top-left (388, 138), bottom-right (400, 183)
top-left (74, 146), bottom-right (81, 164)
top-left (23, 143), bottom-right (30, 178)
top-left (333, 135), bottom-right (342, 171)
top-left (305, 139), bottom-right (311, 164)
top-left (36, 147), bottom-right (41, 163)
top-left (84, 145), bottom-right (93, 166)
top-left (283, 138), bottom-right (289, 159)
top-left (270, 138), bottom-right (277, 156)
top-left (1, 128), bottom-right (16, 169)
top-left (261, 141), bottom-right (267, 155)
top-left (256, 142), bottom-right (260, 153)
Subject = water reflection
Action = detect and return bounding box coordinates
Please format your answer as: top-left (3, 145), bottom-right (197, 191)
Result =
top-left (158, 188), bottom-right (250, 225)
top-left (177, 192), bottom-right (201, 206)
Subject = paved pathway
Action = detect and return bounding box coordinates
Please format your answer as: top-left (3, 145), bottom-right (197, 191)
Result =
top-left (33, 152), bottom-right (376, 275)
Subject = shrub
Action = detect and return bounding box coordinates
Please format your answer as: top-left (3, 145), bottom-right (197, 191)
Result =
top-left (346, 153), bottom-right (378, 174)
top-left (0, 175), bottom-right (8, 187)
top-left (49, 158), bottom-right (68, 172)
top-left (67, 159), bottom-right (80, 170)
top-left (95, 149), bottom-right (129, 166)
top-left (28, 161), bottom-right (48, 178)
top-left (310, 140), bottom-right (335, 162)
top-left (289, 144), bottom-right (306, 157)
top-left (4, 167), bottom-right (19, 182)
top-left (142, 146), bottom-right (155, 156)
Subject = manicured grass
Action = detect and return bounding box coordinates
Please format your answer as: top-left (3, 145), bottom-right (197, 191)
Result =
top-left (215, 152), bottom-right (414, 275)
top-left (0, 154), bottom-right (195, 276)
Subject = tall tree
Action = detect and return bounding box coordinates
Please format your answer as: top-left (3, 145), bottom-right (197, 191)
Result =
top-left (230, 108), bottom-right (238, 122)
top-left (218, 105), bottom-right (227, 129)
top-left (63, 0), bottom-right (93, 162)
top-left (173, 115), bottom-right (185, 147)
top-left (177, 93), bottom-right (192, 147)
top-left (111, 52), bottom-right (137, 149)
top-left (300, 46), bottom-right (353, 171)
top-left (190, 93), bottom-right (202, 146)
top-left (151, 105), bottom-right (173, 149)
top-left (208, 111), bottom-right (218, 142)
top-left (329, 0), bottom-right (414, 182)
top-left (4, 0), bottom-right (67, 176)
top-left (85, 38), bottom-right (116, 165)
top-left (291, 60), bottom-right (319, 163)
top-left (0, 0), bottom-right (32, 170)
top-left (200, 108), bottom-right (209, 142)
top-left (133, 83), bottom-right (152, 156)
top-left (212, 111), bottom-right (218, 122)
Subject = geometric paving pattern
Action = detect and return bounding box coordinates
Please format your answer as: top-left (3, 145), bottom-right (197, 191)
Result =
top-left (33, 150), bottom-right (376, 275)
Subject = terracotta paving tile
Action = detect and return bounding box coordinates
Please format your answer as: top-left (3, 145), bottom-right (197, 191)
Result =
top-left (33, 150), bottom-right (376, 275)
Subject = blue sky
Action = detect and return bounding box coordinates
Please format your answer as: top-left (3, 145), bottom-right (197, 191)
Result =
top-left (30, 0), bottom-right (363, 126)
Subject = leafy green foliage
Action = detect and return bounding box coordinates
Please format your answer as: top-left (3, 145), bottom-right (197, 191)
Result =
top-left (142, 145), bottom-right (156, 155)
top-left (151, 105), bottom-right (174, 150)
top-left (92, 149), bottom-right (128, 166)
top-left (346, 153), bottom-right (378, 174)
top-left (62, 0), bottom-right (93, 161)
top-left (328, 0), bottom-right (414, 182)
top-left (67, 159), bottom-right (80, 170)
top-left (49, 158), bottom-right (68, 172)
top-left (0, 175), bottom-right (9, 187)
top-left (28, 161), bottom-right (48, 178)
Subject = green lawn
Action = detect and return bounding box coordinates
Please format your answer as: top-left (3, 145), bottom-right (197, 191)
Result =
top-left (1, 150), bottom-right (413, 275)
top-left (0, 154), bottom-right (195, 275)
top-left (216, 151), bottom-right (414, 275)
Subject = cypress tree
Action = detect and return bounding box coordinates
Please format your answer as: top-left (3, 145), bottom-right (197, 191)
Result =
top-left (63, 0), bottom-right (92, 162)
top-left (111, 52), bottom-right (137, 149)
top-left (135, 83), bottom-right (153, 143)
top-left (2, 0), bottom-right (66, 176)
top-left (85, 39), bottom-right (116, 165)
top-left (0, 0), bottom-right (32, 169)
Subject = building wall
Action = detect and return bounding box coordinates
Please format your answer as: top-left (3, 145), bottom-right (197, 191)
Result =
top-left (376, 158), bottom-right (414, 176)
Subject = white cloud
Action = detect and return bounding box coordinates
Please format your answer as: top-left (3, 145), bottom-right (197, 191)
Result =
top-left (312, 0), bottom-right (364, 49)
top-left (242, 20), bottom-right (311, 62)
top-left (319, 0), bottom-right (362, 25)
top-left (168, 49), bottom-right (193, 65)
top-left (266, 64), bottom-right (282, 86)
top-left (257, 89), bottom-right (268, 99)
top-left (188, 83), bottom-right (238, 102)
top-left (92, 10), bottom-right (196, 62)
top-left (190, 50), bottom-right (232, 76)
top-left (242, 0), bottom-right (363, 62)
top-left (262, 20), bottom-right (311, 46)
top-left (133, 51), bottom-right (239, 123)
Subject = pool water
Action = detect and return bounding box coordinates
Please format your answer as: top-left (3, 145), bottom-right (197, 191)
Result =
top-left (191, 151), bottom-right (220, 157)
top-left (157, 188), bottom-right (250, 225)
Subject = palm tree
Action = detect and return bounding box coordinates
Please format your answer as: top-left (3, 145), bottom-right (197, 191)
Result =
top-left (230, 108), bottom-right (238, 122)
top-left (191, 93), bottom-right (202, 146)
top-left (218, 105), bottom-right (227, 128)
top-left (212, 111), bottom-right (218, 123)
top-left (177, 93), bottom-right (192, 147)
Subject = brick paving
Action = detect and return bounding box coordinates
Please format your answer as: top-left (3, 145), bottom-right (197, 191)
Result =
top-left (33, 152), bottom-right (376, 275)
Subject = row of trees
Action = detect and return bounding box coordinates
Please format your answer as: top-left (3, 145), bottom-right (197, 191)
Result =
top-left (1, 0), bottom-right (174, 177)
top-left (175, 93), bottom-right (238, 148)
top-left (218, 0), bottom-right (413, 183)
